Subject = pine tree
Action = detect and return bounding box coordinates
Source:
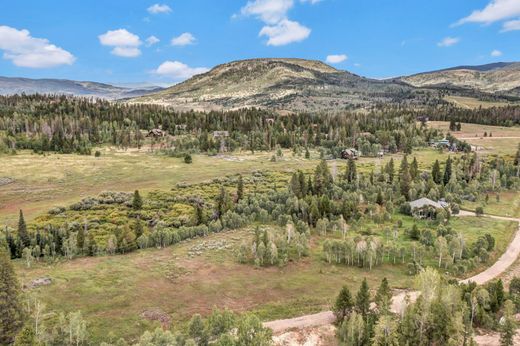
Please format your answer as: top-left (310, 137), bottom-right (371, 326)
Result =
top-left (399, 156), bottom-right (411, 201)
top-left (132, 190), bottom-right (143, 210)
top-left (443, 156), bottom-right (452, 186)
top-left (237, 175), bottom-right (244, 201)
top-left (17, 210), bottom-right (30, 249)
top-left (134, 217), bottom-right (144, 238)
top-left (375, 278), bottom-right (392, 313)
top-left (333, 286), bottom-right (354, 323)
top-left (386, 158), bottom-right (395, 183)
top-left (356, 278), bottom-right (370, 318)
top-left (345, 159), bottom-right (357, 183)
top-left (432, 160), bottom-right (442, 184)
top-left (410, 157), bottom-right (419, 180)
top-left (77, 225), bottom-right (85, 252)
top-left (500, 300), bottom-right (516, 346)
top-left (0, 249), bottom-right (25, 344)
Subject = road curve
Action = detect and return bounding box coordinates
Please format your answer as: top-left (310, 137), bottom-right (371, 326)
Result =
top-left (264, 212), bottom-right (520, 333)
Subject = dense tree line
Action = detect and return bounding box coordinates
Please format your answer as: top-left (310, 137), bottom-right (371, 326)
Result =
top-left (0, 94), bottom-right (445, 156)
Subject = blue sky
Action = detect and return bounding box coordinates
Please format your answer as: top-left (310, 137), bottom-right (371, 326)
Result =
top-left (0, 0), bottom-right (519, 85)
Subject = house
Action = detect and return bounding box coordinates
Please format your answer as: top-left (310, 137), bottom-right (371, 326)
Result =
top-left (213, 131), bottom-right (229, 138)
top-left (409, 197), bottom-right (449, 219)
top-left (341, 148), bottom-right (359, 160)
top-left (146, 129), bottom-right (165, 138)
top-left (431, 138), bottom-right (450, 149)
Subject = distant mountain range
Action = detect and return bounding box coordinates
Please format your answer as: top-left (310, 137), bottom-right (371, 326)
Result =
top-left (400, 62), bottom-right (520, 96)
top-left (2, 59), bottom-right (520, 110)
top-left (0, 77), bottom-right (165, 100)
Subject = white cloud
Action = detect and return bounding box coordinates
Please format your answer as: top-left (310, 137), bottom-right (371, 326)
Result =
top-left (240, 0), bottom-right (311, 46)
top-left (171, 32), bottom-right (196, 46)
top-left (146, 35), bottom-right (160, 46)
top-left (259, 19), bottom-right (310, 46)
top-left (99, 29), bottom-right (142, 58)
top-left (99, 29), bottom-right (141, 47)
top-left (300, 0), bottom-right (322, 3)
top-left (491, 49), bottom-right (503, 57)
top-left (326, 54), bottom-right (347, 64)
top-left (153, 60), bottom-right (209, 80)
top-left (457, 0), bottom-right (520, 25)
top-left (502, 19), bottom-right (520, 32)
top-left (241, 0), bottom-right (294, 24)
top-left (147, 4), bottom-right (172, 14)
top-left (0, 25), bottom-right (75, 68)
top-left (111, 47), bottom-right (141, 58)
top-left (437, 37), bottom-right (460, 47)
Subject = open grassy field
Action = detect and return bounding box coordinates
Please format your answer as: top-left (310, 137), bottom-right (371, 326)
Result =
top-left (0, 147), bottom-right (452, 226)
top-left (15, 213), bottom-right (515, 343)
top-left (462, 191), bottom-right (520, 218)
top-left (444, 96), bottom-right (519, 109)
top-left (0, 148), bottom-right (323, 225)
top-left (429, 121), bottom-right (520, 155)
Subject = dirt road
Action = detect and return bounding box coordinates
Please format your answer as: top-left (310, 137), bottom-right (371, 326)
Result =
top-left (265, 212), bottom-right (520, 335)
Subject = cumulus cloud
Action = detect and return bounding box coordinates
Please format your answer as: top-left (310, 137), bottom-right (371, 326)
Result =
top-left (111, 47), bottom-right (141, 58)
top-left (457, 0), bottom-right (520, 25)
top-left (502, 19), bottom-right (520, 32)
top-left (241, 0), bottom-right (294, 24)
top-left (147, 4), bottom-right (172, 14)
top-left (146, 35), bottom-right (160, 46)
top-left (153, 60), bottom-right (209, 80)
top-left (240, 0), bottom-right (311, 46)
top-left (99, 29), bottom-right (142, 57)
top-left (326, 54), bottom-right (348, 64)
top-left (259, 19), bottom-right (310, 46)
top-left (300, 0), bottom-right (322, 3)
top-left (491, 49), bottom-right (503, 57)
top-left (171, 33), bottom-right (196, 46)
top-left (0, 25), bottom-right (75, 68)
top-left (437, 37), bottom-right (460, 47)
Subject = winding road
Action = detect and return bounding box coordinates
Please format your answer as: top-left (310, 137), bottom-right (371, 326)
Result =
top-left (264, 211), bottom-right (520, 333)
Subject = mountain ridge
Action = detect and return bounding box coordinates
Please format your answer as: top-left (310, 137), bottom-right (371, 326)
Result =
top-left (0, 76), bottom-right (165, 100)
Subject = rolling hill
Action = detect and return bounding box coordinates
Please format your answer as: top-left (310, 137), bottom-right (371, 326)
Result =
top-left (400, 62), bottom-right (520, 96)
top-left (132, 58), bottom-right (434, 111)
top-left (0, 76), bottom-right (164, 100)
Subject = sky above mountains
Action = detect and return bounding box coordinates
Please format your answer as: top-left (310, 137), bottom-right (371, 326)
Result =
top-left (0, 0), bottom-right (519, 84)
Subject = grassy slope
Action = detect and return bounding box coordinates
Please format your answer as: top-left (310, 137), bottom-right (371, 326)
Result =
top-left (15, 214), bottom-right (516, 343)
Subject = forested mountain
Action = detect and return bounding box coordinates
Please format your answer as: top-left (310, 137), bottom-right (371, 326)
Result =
top-left (400, 62), bottom-right (520, 96)
top-left (132, 58), bottom-right (443, 111)
top-left (0, 76), bottom-right (164, 100)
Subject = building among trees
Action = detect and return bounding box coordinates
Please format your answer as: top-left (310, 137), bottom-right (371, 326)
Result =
top-left (409, 197), bottom-right (449, 219)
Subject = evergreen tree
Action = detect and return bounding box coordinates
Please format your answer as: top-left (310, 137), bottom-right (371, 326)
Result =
top-left (345, 159), bottom-right (357, 183)
top-left (134, 217), bottom-right (144, 238)
top-left (500, 300), bottom-right (516, 346)
top-left (0, 249), bottom-right (25, 344)
top-left (18, 210), bottom-right (30, 249)
top-left (375, 278), bottom-right (392, 314)
top-left (356, 278), bottom-right (370, 319)
top-left (443, 156), bottom-right (453, 186)
top-left (432, 160), bottom-right (442, 184)
top-left (77, 225), bottom-right (86, 252)
top-left (132, 190), bottom-right (143, 210)
top-left (410, 157), bottom-right (419, 180)
top-left (399, 156), bottom-right (411, 201)
top-left (237, 175), bottom-right (244, 201)
top-left (333, 285), bottom-right (354, 323)
top-left (386, 158), bottom-right (395, 183)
